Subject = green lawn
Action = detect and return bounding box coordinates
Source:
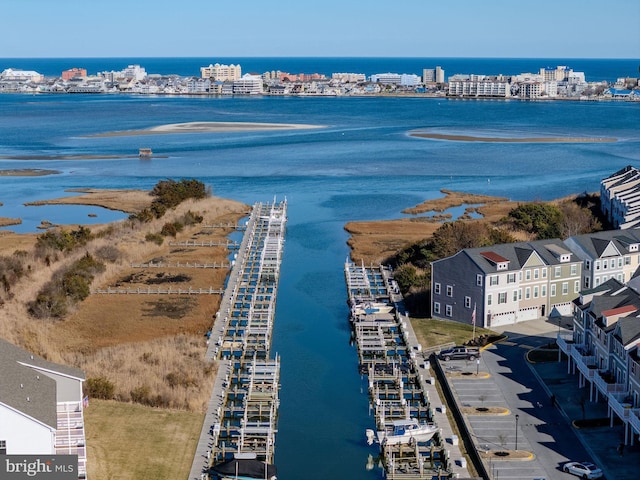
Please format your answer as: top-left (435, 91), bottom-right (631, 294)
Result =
top-left (410, 317), bottom-right (496, 349)
top-left (84, 399), bottom-right (204, 480)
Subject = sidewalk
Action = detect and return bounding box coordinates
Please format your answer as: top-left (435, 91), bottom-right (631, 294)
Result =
top-left (531, 359), bottom-right (640, 480)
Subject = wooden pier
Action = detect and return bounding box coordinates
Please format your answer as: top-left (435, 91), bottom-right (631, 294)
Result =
top-left (189, 199), bottom-right (287, 480)
top-left (345, 260), bottom-right (470, 480)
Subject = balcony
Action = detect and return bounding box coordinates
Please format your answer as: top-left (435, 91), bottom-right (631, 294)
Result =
top-left (594, 370), bottom-right (626, 395)
top-left (629, 409), bottom-right (640, 435)
top-left (556, 334), bottom-right (576, 355)
top-left (571, 347), bottom-right (597, 379)
top-left (608, 391), bottom-right (633, 420)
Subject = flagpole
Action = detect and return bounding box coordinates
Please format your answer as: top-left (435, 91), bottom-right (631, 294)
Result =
top-left (472, 303), bottom-right (476, 341)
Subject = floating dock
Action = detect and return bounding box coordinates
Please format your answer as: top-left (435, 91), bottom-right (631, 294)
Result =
top-left (189, 200), bottom-right (286, 480)
top-left (345, 260), bottom-right (469, 480)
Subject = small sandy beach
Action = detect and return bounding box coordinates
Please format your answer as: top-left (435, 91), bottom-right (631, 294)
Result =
top-left (89, 121), bottom-right (326, 137)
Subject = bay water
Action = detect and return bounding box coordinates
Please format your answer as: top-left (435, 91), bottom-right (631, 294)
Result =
top-left (0, 58), bottom-right (639, 479)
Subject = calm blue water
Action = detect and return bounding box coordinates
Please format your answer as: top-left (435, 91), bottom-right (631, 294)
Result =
top-left (0, 58), bottom-right (639, 479)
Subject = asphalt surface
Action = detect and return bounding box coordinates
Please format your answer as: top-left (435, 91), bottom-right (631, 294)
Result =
top-left (442, 317), bottom-right (639, 480)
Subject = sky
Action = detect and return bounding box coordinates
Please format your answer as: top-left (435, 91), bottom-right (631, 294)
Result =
top-left (1, 0), bottom-right (639, 59)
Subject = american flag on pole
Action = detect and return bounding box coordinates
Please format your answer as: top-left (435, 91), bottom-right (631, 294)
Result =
top-left (83, 395), bottom-right (89, 409)
top-left (471, 303), bottom-right (476, 325)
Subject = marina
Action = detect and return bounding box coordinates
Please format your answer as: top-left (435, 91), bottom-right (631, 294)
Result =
top-left (345, 260), bottom-right (472, 479)
top-left (189, 199), bottom-right (287, 480)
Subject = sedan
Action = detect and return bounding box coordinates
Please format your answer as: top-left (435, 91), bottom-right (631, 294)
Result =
top-left (562, 461), bottom-right (603, 479)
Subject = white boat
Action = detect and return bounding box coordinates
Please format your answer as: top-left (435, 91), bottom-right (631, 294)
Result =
top-left (352, 301), bottom-right (394, 317)
top-left (366, 418), bottom-right (439, 446)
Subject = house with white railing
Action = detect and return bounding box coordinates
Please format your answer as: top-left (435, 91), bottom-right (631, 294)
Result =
top-left (0, 339), bottom-right (87, 478)
top-left (558, 278), bottom-right (640, 445)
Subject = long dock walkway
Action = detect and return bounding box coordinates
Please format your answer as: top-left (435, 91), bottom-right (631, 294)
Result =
top-left (188, 199), bottom-right (287, 480)
top-left (345, 260), bottom-right (471, 480)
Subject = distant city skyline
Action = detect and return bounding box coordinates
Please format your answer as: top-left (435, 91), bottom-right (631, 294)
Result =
top-left (1, 0), bottom-right (639, 59)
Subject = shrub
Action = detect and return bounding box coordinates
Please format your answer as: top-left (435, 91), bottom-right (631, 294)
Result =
top-left (145, 233), bottom-right (164, 245)
top-left (160, 222), bottom-right (183, 237)
top-left (85, 376), bottom-right (115, 399)
top-left (94, 245), bottom-right (121, 262)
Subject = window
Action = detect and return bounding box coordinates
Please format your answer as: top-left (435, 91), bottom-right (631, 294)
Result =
top-left (618, 258), bottom-right (623, 267)
top-left (507, 273), bottom-right (516, 284)
top-left (555, 266), bottom-right (561, 278)
top-left (490, 275), bottom-right (499, 286)
top-left (487, 294), bottom-right (492, 306)
top-left (541, 268), bottom-right (547, 278)
top-left (445, 305), bottom-right (452, 317)
top-left (525, 287), bottom-right (531, 299)
top-left (562, 282), bottom-right (569, 295)
top-left (519, 272), bottom-right (523, 281)
top-left (0, 440), bottom-right (5, 455)
top-left (603, 259), bottom-right (608, 269)
top-left (574, 280), bottom-right (580, 293)
top-left (595, 277), bottom-right (600, 287)
top-left (570, 264), bottom-right (577, 276)
top-left (476, 274), bottom-right (483, 286)
top-left (465, 296), bottom-right (471, 308)
top-left (534, 269), bottom-right (539, 279)
top-left (584, 277), bottom-right (590, 288)
top-left (434, 302), bottom-right (440, 314)
top-left (533, 286), bottom-right (539, 298)
top-left (551, 284), bottom-right (557, 296)
top-left (585, 260), bottom-right (591, 270)
top-left (498, 292), bottom-right (507, 304)
top-left (434, 283), bottom-right (441, 295)
top-left (541, 285), bottom-right (546, 297)
top-left (518, 289), bottom-right (522, 300)
top-left (525, 270), bottom-right (531, 280)
top-left (446, 285), bottom-right (453, 297)
top-left (595, 261), bottom-right (600, 271)
top-left (513, 290), bottom-right (518, 301)
top-left (625, 256), bottom-right (631, 266)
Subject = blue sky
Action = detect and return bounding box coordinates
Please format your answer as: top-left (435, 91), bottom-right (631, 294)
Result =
top-left (2, 0), bottom-right (639, 58)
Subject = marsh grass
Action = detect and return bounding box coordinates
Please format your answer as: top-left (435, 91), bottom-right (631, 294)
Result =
top-left (0, 195), bottom-right (248, 411)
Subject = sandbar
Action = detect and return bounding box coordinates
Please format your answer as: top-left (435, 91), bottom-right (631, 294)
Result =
top-left (0, 168), bottom-right (61, 176)
top-left (89, 121), bottom-right (326, 137)
top-left (410, 131), bottom-right (617, 143)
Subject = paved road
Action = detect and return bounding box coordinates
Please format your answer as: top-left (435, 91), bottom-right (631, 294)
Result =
top-left (445, 319), bottom-right (606, 480)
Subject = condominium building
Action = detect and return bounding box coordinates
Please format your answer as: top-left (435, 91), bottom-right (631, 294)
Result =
top-left (232, 74), bottom-right (263, 95)
top-left (447, 75), bottom-right (511, 98)
top-left (0, 68), bottom-right (44, 83)
top-left (600, 165), bottom-right (640, 229)
top-left (564, 227), bottom-right (640, 289)
top-left (331, 73), bottom-right (366, 83)
top-left (431, 239), bottom-right (581, 328)
top-left (200, 63), bottom-right (242, 81)
top-left (61, 68), bottom-right (87, 80)
top-left (0, 339), bottom-right (87, 477)
top-left (557, 278), bottom-right (640, 445)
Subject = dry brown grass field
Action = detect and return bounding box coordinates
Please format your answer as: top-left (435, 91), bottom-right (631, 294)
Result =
top-left (0, 191), bottom-right (249, 412)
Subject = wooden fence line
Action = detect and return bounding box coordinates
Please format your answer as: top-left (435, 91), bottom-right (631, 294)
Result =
top-left (169, 240), bottom-right (240, 248)
top-left (130, 262), bottom-right (231, 269)
top-left (93, 287), bottom-right (224, 295)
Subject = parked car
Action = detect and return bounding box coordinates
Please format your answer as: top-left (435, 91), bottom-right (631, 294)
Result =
top-left (437, 346), bottom-right (480, 361)
top-left (562, 461), bottom-right (603, 479)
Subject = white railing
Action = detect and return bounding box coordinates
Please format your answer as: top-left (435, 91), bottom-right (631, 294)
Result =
top-left (608, 391), bottom-right (632, 419)
top-left (572, 350), bottom-right (597, 379)
top-left (594, 371), bottom-right (626, 394)
top-left (629, 409), bottom-right (640, 434)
